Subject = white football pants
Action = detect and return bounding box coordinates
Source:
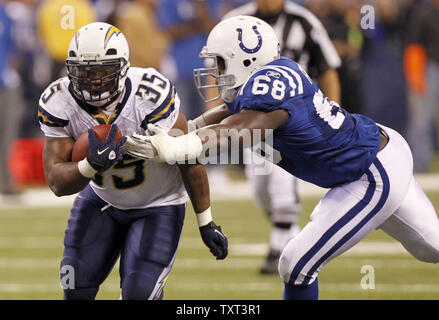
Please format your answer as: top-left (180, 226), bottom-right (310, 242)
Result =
top-left (279, 125), bottom-right (439, 285)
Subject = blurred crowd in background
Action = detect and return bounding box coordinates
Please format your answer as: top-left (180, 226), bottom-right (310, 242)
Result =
top-left (0, 0), bottom-right (438, 195)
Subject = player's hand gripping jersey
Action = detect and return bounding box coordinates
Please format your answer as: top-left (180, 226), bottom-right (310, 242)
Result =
top-left (227, 57), bottom-right (381, 188)
top-left (38, 67), bottom-right (188, 209)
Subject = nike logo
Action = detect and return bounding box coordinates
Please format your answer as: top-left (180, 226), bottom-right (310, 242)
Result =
top-left (214, 229), bottom-right (226, 239)
top-left (97, 147), bottom-right (109, 155)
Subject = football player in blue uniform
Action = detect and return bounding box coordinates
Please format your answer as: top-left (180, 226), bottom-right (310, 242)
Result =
top-left (125, 16), bottom-right (439, 300)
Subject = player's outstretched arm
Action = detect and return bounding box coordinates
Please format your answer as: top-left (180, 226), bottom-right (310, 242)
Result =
top-left (204, 108), bottom-right (290, 154)
top-left (125, 108), bottom-right (289, 163)
top-left (173, 111), bottom-right (228, 260)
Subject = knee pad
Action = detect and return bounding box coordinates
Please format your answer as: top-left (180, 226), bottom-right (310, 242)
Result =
top-left (61, 256), bottom-right (96, 289)
top-left (278, 240), bottom-right (311, 284)
top-left (61, 256), bottom-right (98, 300)
top-left (121, 272), bottom-right (162, 300)
top-left (278, 250), bottom-right (292, 283)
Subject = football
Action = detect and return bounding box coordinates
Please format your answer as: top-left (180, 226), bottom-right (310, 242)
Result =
top-left (71, 124), bottom-right (123, 162)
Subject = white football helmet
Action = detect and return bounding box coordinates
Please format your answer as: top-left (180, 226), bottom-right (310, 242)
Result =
top-left (66, 22), bottom-right (130, 106)
top-left (194, 15), bottom-right (280, 103)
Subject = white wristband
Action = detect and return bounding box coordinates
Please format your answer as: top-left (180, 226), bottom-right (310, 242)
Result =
top-left (194, 114), bottom-right (207, 129)
top-left (196, 207), bottom-right (213, 227)
top-left (77, 158), bottom-right (97, 178)
top-left (187, 120), bottom-right (197, 133)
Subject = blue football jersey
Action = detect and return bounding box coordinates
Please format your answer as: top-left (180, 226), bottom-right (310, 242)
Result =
top-left (227, 57), bottom-right (381, 188)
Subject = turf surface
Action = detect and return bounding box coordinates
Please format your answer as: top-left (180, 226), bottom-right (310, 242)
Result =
top-left (0, 192), bottom-right (438, 300)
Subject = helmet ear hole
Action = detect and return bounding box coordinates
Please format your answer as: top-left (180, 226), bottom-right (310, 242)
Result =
top-left (106, 48), bottom-right (117, 56)
top-left (217, 56), bottom-right (226, 74)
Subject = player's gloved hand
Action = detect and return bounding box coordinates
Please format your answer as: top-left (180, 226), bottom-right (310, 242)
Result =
top-left (87, 124), bottom-right (127, 171)
top-left (125, 132), bottom-right (159, 161)
top-left (125, 124), bottom-right (203, 163)
top-left (77, 124), bottom-right (127, 178)
top-left (199, 221), bottom-right (228, 260)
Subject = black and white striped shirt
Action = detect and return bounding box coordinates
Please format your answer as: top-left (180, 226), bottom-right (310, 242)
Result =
top-left (223, 1), bottom-right (341, 79)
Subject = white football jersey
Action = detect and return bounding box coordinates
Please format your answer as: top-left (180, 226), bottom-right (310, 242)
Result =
top-left (38, 67), bottom-right (188, 210)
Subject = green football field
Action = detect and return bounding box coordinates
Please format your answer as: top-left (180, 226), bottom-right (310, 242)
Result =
top-left (0, 192), bottom-right (438, 300)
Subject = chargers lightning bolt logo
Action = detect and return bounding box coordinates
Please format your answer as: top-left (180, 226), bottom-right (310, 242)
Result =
top-left (236, 25), bottom-right (263, 53)
top-left (104, 26), bottom-right (121, 49)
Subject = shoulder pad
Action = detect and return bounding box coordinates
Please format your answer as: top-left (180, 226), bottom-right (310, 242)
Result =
top-left (240, 65), bottom-right (306, 100)
top-left (128, 68), bottom-right (177, 129)
top-left (38, 78), bottom-right (70, 128)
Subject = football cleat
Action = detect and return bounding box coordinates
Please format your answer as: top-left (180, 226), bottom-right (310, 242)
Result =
top-left (260, 249), bottom-right (281, 275)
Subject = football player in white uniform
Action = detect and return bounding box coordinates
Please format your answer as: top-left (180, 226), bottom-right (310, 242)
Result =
top-left (38, 22), bottom-right (228, 300)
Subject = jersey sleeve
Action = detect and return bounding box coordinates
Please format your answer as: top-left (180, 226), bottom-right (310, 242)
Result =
top-left (137, 70), bottom-right (180, 131)
top-left (236, 66), bottom-right (306, 114)
top-left (38, 80), bottom-right (71, 138)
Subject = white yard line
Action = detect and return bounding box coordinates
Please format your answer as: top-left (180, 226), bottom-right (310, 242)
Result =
top-left (0, 237), bottom-right (61, 248)
top-left (229, 241), bottom-right (410, 257)
top-left (0, 256), bottom-right (435, 270)
top-left (1, 174), bottom-right (438, 209)
top-left (0, 235), bottom-right (409, 257)
top-left (0, 258), bottom-right (60, 268)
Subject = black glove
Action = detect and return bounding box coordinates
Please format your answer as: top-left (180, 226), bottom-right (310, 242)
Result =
top-left (200, 221), bottom-right (228, 260)
top-left (87, 124), bottom-right (127, 172)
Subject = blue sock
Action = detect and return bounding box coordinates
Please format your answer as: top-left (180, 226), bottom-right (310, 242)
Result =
top-left (283, 278), bottom-right (319, 300)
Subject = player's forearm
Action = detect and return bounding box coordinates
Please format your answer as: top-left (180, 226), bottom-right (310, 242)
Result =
top-left (178, 163), bottom-right (210, 213)
top-left (202, 104), bottom-right (232, 126)
top-left (196, 109), bottom-right (289, 157)
top-left (44, 162), bottom-right (90, 196)
top-left (43, 137), bottom-right (91, 196)
top-left (179, 163), bottom-right (227, 261)
top-left (190, 104), bottom-right (232, 130)
top-left (126, 110), bottom-right (288, 163)
top-left (197, 123), bottom-right (253, 158)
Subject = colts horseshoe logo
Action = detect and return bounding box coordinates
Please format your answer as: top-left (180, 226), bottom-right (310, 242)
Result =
top-left (236, 26), bottom-right (263, 53)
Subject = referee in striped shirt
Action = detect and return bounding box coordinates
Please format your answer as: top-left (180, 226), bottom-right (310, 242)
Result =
top-left (223, 0), bottom-right (342, 274)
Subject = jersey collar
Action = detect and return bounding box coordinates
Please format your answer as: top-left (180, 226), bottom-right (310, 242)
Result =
top-left (68, 77), bottom-right (132, 125)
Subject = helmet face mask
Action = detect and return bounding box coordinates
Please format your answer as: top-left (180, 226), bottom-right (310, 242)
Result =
top-left (193, 52), bottom-right (236, 103)
top-left (66, 22), bottom-right (130, 107)
top-left (66, 58), bottom-right (128, 105)
top-left (194, 15), bottom-right (280, 104)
